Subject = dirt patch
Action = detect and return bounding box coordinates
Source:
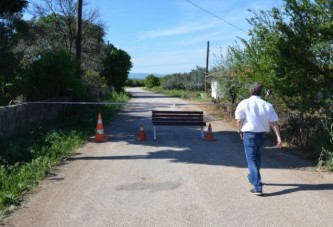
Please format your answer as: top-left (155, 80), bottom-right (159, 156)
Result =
top-left (186, 99), bottom-right (236, 125)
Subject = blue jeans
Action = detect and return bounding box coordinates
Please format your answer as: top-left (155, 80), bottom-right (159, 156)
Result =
top-left (243, 132), bottom-right (266, 191)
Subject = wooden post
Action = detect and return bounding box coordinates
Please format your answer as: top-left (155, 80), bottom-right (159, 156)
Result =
top-left (205, 41), bottom-right (210, 93)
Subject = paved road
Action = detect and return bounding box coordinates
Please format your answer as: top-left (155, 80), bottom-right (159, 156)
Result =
top-left (3, 87), bottom-right (333, 227)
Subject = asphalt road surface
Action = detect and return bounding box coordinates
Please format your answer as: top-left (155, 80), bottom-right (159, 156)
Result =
top-left (3, 87), bottom-right (333, 227)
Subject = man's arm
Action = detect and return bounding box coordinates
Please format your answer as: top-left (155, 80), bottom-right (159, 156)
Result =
top-left (236, 119), bottom-right (244, 140)
top-left (270, 121), bottom-right (282, 148)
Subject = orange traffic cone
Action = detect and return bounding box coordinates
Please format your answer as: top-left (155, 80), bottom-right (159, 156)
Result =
top-left (137, 124), bottom-right (147, 141)
top-left (204, 123), bottom-right (216, 141)
top-left (94, 112), bottom-right (107, 142)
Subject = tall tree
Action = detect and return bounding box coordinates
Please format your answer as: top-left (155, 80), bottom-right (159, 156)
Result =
top-left (28, 0), bottom-right (105, 71)
top-left (0, 0), bottom-right (28, 14)
top-left (23, 50), bottom-right (81, 100)
top-left (100, 44), bottom-right (133, 92)
top-left (0, 0), bottom-right (28, 105)
top-left (232, 0), bottom-right (333, 111)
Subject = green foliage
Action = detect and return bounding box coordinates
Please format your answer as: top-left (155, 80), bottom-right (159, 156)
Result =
top-left (125, 78), bottom-right (145, 87)
top-left (318, 107), bottom-right (333, 170)
top-left (0, 91), bottom-right (129, 213)
top-left (28, 2), bottom-right (106, 72)
top-left (144, 74), bottom-right (160, 88)
top-left (0, 0), bottom-right (29, 105)
top-left (81, 70), bottom-right (108, 99)
top-left (32, 14), bottom-right (75, 53)
top-left (148, 87), bottom-right (202, 100)
top-left (0, 48), bottom-right (23, 105)
top-left (212, 0), bottom-right (333, 168)
top-left (101, 44), bottom-right (133, 92)
top-left (0, 128), bottom-right (85, 211)
top-left (234, 0), bottom-right (333, 111)
top-left (210, 51), bottom-right (242, 104)
top-left (106, 91), bottom-right (130, 103)
top-left (0, 0), bottom-right (28, 15)
top-left (23, 50), bottom-right (82, 100)
top-left (282, 111), bottom-right (324, 150)
top-left (162, 66), bottom-right (205, 91)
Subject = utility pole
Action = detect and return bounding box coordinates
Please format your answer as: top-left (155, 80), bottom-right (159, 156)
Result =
top-left (205, 41), bottom-right (210, 93)
top-left (76, 0), bottom-right (83, 78)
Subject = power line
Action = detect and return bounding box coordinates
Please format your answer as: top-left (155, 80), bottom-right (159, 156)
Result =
top-left (184, 0), bottom-right (247, 33)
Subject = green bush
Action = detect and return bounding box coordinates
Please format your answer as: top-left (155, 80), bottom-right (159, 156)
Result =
top-left (144, 74), bottom-right (160, 88)
top-left (281, 111), bottom-right (322, 150)
top-left (22, 50), bottom-right (82, 101)
top-left (0, 93), bottom-right (11, 106)
top-left (126, 78), bottom-right (144, 87)
top-left (161, 67), bottom-right (205, 91)
top-left (0, 91), bottom-right (129, 214)
top-left (318, 108), bottom-right (333, 170)
top-left (0, 77), bottom-right (24, 105)
top-left (147, 87), bottom-right (202, 100)
top-left (81, 70), bottom-right (108, 99)
top-left (0, 132), bottom-right (83, 211)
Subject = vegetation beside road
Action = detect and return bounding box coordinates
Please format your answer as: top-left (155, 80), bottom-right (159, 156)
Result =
top-left (148, 87), bottom-right (205, 101)
top-left (1, 0), bottom-right (333, 220)
top-left (3, 1), bottom-right (332, 171)
top-left (145, 80), bottom-right (333, 172)
top-left (0, 92), bottom-right (129, 219)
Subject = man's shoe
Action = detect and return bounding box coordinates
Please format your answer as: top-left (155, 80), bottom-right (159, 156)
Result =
top-left (250, 189), bottom-right (263, 195)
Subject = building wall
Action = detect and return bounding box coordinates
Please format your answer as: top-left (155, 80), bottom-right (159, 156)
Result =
top-left (211, 80), bottom-right (222, 100)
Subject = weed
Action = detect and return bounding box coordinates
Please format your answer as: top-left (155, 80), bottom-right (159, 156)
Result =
top-left (146, 87), bottom-right (203, 100)
top-left (0, 92), bottom-right (129, 216)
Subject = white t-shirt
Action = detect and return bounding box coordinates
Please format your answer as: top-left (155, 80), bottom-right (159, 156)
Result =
top-left (235, 96), bottom-right (279, 132)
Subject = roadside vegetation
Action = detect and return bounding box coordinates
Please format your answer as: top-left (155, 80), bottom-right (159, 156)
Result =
top-left (166, 0), bottom-right (333, 171)
top-left (149, 87), bottom-right (204, 100)
top-left (0, 92), bottom-right (129, 218)
top-left (147, 73), bottom-right (333, 171)
top-left (0, 0), bottom-right (133, 217)
top-left (1, 0), bottom-right (333, 218)
top-left (0, 0), bottom-right (132, 105)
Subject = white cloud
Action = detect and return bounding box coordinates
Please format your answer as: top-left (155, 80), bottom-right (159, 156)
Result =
top-left (131, 48), bottom-right (207, 74)
top-left (138, 20), bottom-right (221, 40)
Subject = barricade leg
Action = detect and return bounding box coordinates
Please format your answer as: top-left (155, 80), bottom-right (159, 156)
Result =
top-left (153, 126), bottom-right (157, 140)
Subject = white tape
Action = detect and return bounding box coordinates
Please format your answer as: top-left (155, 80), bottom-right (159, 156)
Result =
top-left (27, 101), bottom-right (233, 106)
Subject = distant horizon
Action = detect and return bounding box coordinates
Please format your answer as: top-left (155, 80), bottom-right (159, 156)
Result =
top-left (129, 72), bottom-right (165, 79)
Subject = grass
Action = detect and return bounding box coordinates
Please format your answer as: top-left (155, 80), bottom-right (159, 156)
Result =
top-left (317, 123), bottom-right (333, 171)
top-left (0, 92), bottom-right (129, 219)
top-left (147, 86), bottom-right (210, 101)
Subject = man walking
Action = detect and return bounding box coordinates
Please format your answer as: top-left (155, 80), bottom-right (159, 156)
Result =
top-left (235, 82), bottom-right (282, 195)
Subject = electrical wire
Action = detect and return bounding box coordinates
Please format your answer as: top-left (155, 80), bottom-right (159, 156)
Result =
top-left (184, 0), bottom-right (247, 33)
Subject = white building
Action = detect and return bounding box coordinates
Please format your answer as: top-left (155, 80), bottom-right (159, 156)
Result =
top-left (206, 75), bottom-right (222, 101)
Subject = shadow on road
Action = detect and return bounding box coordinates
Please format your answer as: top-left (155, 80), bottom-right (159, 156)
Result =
top-left (69, 129), bottom-right (246, 166)
top-left (262, 182), bottom-right (333, 197)
top-left (70, 126), bottom-right (315, 171)
top-left (68, 88), bottom-right (325, 197)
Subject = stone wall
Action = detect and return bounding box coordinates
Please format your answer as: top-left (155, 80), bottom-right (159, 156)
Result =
top-left (0, 98), bottom-right (70, 138)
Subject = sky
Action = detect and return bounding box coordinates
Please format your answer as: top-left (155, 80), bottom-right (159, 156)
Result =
top-left (26, 0), bottom-right (284, 75)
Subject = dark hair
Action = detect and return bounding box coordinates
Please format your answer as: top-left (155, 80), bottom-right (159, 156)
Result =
top-left (250, 82), bottom-right (263, 96)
